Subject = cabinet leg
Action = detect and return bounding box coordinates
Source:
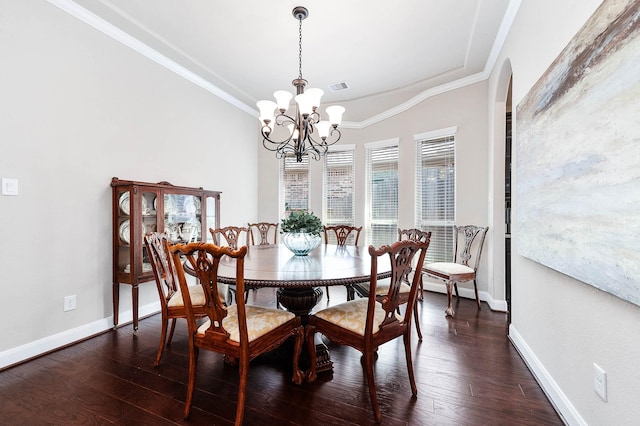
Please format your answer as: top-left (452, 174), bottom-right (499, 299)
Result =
top-left (132, 284), bottom-right (139, 331)
top-left (112, 282), bottom-right (119, 329)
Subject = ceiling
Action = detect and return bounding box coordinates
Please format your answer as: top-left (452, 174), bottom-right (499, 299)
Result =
top-left (64, 0), bottom-right (515, 124)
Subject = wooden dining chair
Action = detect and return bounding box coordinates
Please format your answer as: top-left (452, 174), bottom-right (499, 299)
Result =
top-left (422, 225), bottom-right (489, 317)
top-left (144, 232), bottom-right (227, 366)
top-left (351, 228), bottom-right (431, 341)
top-left (247, 222), bottom-right (278, 245)
top-left (306, 239), bottom-right (429, 423)
top-left (170, 242), bottom-right (304, 424)
top-left (209, 225), bottom-right (252, 303)
top-left (323, 225), bottom-right (363, 300)
top-left (210, 225), bottom-right (250, 249)
top-left (398, 228), bottom-right (431, 301)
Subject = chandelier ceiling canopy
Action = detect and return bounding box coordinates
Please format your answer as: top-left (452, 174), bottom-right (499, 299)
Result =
top-left (257, 6), bottom-right (345, 162)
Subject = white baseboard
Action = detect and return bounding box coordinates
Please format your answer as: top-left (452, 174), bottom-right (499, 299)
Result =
top-left (0, 302), bottom-right (160, 370)
top-left (422, 280), bottom-right (508, 312)
top-left (509, 324), bottom-right (586, 426)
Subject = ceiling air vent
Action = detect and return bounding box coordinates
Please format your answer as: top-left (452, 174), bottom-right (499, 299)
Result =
top-left (329, 81), bottom-right (349, 92)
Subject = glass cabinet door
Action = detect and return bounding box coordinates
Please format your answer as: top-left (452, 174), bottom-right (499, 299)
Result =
top-left (205, 195), bottom-right (218, 243)
top-left (140, 190), bottom-right (158, 274)
top-left (164, 193), bottom-right (202, 243)
top-left (115, 188), bottom-right (132, 275)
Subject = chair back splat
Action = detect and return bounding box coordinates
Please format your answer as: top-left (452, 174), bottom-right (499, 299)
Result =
top-left (306, 239), bottom-right (430, 423)
top-left (209, 226), bottom-right (253, 303)
top-left (247, 222), bottom-right (278, 245)
top-left (323, 225), bottom-right (362, 246)
top-left (170, 242), bottom-right (304, 425)
top-left (323, 225), bottom-right (363, 300)
top-left (209, 226), bottom-right (250, 249)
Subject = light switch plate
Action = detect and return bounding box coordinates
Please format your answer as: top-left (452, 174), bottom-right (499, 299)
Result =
top-left (1, 178), bottom-right (19, 196)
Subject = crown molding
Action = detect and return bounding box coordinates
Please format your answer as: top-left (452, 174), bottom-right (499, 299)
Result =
top-left (46, 0), bottom-right (257, 117)
top-left (48, 0), bottom-right (520, 129)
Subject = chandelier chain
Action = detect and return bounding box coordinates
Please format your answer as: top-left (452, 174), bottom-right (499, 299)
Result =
top-left (298, 16), bottom-right (303, 80)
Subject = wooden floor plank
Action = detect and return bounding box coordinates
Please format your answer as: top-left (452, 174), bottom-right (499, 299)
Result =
top-left (0, 288), bottom-right (562, 425)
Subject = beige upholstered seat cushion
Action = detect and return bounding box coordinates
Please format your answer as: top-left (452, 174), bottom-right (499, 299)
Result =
top-left (360, 278), bottom-right (411, 296)
top-left (424, 262), bottom-right (474, 275)
top-left (197, 305), bottom-right (296, 343)
top-left (314, 298), bottom-right (399, 336)
top-left (167, 283), bottom-right (228, 307)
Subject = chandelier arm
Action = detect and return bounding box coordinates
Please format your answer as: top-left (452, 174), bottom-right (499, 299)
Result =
top-left (260, 112), bottom-right (297, 145)
top-left (306, 127), bottom-right (342, 147)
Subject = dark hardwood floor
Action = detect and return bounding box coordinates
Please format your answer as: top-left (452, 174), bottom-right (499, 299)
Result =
top-left (0, 288), bottom-right (562, 425)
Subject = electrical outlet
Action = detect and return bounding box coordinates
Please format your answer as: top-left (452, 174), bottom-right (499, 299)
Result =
top-left (63, 295), bottom-right (76, 312)
top-left (1, 178), bottom-right (19, 196)
top-left (593, 363), bottom-right (607, 401)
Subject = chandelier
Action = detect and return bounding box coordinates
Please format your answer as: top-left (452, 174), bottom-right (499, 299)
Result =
top-left (257, 6), bottom-right (345, 162)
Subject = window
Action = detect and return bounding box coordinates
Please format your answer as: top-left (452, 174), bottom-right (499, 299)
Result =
top-left (365, 140), bottom-right (399, 247)
top-left (281, 154), bottom-right (310, 212)
top-left (323, 147), bottom-right (355, 226)
top-left (415, 128), bottom-right (456, 263)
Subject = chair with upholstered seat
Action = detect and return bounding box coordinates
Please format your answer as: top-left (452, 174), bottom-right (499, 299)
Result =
top-left (351, 228), bottom-right (431, 341)
top-left (422, 225), bottom-right (488, 317)
top-left (209, 226), bottom-right (252, 303)
top-left (323, 225), bottom-right (362, 300)
top-left (170, 242), bottom-right (304, 424)
top-left (248, 222), bottom-right (278, 245)
top-left (306, 239), bottom-right (429, 423)
top-left (144, 232), bottom-right (227, 367)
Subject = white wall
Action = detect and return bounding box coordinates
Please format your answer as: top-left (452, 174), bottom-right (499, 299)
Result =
top-left (0, 1), bottom-right (259, 362)
top-left (490, 0), bottom-right (640, 424)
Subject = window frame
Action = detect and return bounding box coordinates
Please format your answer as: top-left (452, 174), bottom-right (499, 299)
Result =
top-left (365, 138), bottom-right (399, 247)
top-left (414, 127), bottom-right (457, 263)
top-left (322, 145), bottom-right (356, 227)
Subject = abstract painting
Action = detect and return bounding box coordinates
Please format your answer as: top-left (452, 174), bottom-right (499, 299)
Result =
top-left (516, 0), bottom-right (640, 306)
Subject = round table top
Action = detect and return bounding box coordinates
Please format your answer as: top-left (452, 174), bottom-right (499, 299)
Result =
top-left (216, 244), bottom-right (391, 288)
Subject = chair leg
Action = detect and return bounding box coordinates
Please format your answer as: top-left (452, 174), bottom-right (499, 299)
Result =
top-left (166, 318), bottom-right (177, 346)
top-left (473, 279), bottom-right (481, 309)
top-left (325, 285), bottom-right (330, 300)
top-left (183, 346), bottom-right (199, 419)
top-left (363, 349), bottom-right (381, 423)
top-left (154, 314), bottom-right (169, 367)
top-left (346, 285), bottom-right (355, 301)
top-left (403, 332), bottom-right (418, 396)
top-left (235, 356), bottom-right (249, 426)
top-left (417, 273), bottom-right (424, 301)
top-left (454, 281), bottom-right (460, 298)
top-left (445, 281), bottom-right (455, 317)
top-left (413, 300), bottom-right (423, 342)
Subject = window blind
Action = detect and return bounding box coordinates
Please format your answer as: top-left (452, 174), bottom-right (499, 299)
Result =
top-left (323, 149), bottom-right (355, 226)
top-left (281, 154), bottom-right (310, 211)
top-left (415, 135), bottom-right (455, 262)
top-left (366, 144), bottom-right (398, 247)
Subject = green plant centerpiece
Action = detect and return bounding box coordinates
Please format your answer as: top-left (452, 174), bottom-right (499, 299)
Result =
top-left (280, 210), bottom-right (323, 256)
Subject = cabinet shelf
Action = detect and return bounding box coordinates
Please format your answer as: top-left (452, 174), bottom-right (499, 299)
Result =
top-left (111, 177), bottom-right (221, 330)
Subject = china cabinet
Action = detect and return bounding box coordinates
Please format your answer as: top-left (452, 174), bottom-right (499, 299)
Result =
top-left (111, 177), bottom-right (221, 330)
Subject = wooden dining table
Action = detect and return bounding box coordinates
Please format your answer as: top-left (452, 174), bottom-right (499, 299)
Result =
top-left (215, 243), bottom-right (392, 372)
